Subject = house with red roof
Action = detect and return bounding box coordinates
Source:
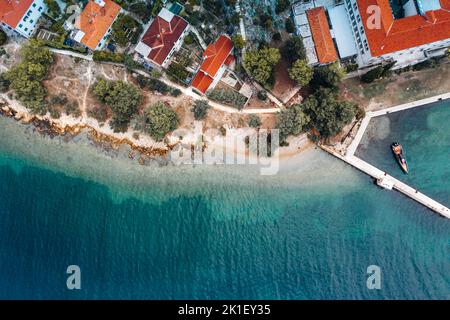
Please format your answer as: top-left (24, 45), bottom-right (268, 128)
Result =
top-left (0, 0), bottom-right (47, 38)
top-left (134, 8), bottom-right (189, 69)
top-left (293, 0), bottom-right (450, 68)
top-left (191, 35), bottom-right (234, 94)
top-left (72, 0), bottom-right (122, 51)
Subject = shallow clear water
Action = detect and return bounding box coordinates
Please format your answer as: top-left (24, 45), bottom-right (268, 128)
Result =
top-left (0, 102), bottom-right (448, 299)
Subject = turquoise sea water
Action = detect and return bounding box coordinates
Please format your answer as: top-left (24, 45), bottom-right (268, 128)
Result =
top-left (0, 102), bottom-right (449, 299)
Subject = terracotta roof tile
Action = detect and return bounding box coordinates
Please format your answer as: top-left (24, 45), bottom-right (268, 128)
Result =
top-left (200, 35), bottom-right (234, 76)
top-left (76, 0), bottom-right (121, 50)
top-left (357, 0), bottom-right (450, 57)
top-left (191, 35), bottom-right (233, 93)
top-left (191, 71), bottom-right (214, 94)
top-left (0, 0), bottom-right (33, 28)
top-left (306, 7), bottom-right (338, 64)
top-left (140, 14), bottom-right (188, 66)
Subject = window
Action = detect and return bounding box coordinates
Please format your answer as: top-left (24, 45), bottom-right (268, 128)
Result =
top-left (32, 3), bottom-right (36, 7)
top-left (18, 23), bottom-right (23, 28)
top-left (38, 7), bottom-right (42, 11)
top-left (30, 19), bottom-right (34, 24)
top-left (24, 27), bottom-right (28, 32)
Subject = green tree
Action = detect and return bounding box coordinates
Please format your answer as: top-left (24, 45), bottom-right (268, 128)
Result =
top-left (144, 102), bottom-right (179, 141)
top-left (4, 40), bottom-right (53, 113)
top-left (0, 30), bottom-right (7, 46)
top-left (248, 114), bottom-right (262, 128)
top-left (244, 47), bottom-right (280, 85)
top-left (151, 0), bottom-right (163, 17)
top-left (232, 34), bottom-right (246, 50)
top-left (303, 87), bottom-right (357, 137)
top-left (45, 0), bottom-right (61, 18)
top-left (281, 36), bottom-right (306, 65)
top-left (289, 59), bottom-right (313, 87)
top-left (311, 62), bottom-right (346, 89)
top-left (112, 14), bottom-right (142, 47)
top-left (191, 100), bottom-right (210, 120)
top-left (275, 0), bottom-right (291, 14)
top-left (285, 18), bottom-right (295, 34)
top-left (276, 104), bottom-right (310, 141)
top-left (92, 78), bottom-right (143, 132)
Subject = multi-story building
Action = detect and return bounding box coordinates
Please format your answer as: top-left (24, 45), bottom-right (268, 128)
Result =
top-left (345, 0), bottom-right (450, 68)
top-left (72, 0), bottom-right (121, 51)
top-left (134, 8), bottom-right (189, 69)
top-left (191, 35), bottom-right (234, 94)
top-left (0, 0), bottom-right (47, 38)
top-left (293, 0), bottom-right (450, 69)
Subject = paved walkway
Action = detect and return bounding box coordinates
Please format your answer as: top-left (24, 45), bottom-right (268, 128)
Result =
top-left (321, 92), bottom-right (450, 219)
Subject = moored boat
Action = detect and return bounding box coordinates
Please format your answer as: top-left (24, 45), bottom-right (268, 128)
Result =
top-left (391, 142), bottom-right (408, 174)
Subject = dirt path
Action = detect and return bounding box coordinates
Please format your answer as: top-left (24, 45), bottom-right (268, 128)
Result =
top-left (81, 63), bottom-right (93, 117)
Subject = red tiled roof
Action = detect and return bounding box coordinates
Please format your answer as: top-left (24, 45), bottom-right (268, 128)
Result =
top-left (0, 0), bottom-right (33, 28)
top-left (140, 14), bottom-right (188, 66)
top-left (191, 35), bottom-right (233, 93)
top-left (306, 7), bottom-right (338, 64)
top-left (76, 0), bottom-right (121, 50)
top-left (357, 0), bottom-right (450, 57)
top-left (224, 54), bottom-right (235, 66)
top-left (191, 71), bottom-right (214, 94)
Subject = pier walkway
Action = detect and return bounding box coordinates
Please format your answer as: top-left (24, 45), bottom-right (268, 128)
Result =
top-left (321, 145), bottom-right (450, 218)
top-left (321, 92), bottom-right (450, 219)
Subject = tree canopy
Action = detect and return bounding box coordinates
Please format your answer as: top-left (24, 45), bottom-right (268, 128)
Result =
top-left (232, 35), bottom-right (246, 50)
top-left (144, 102), bottom-right (179, 141)
top-left (276, 104), bottom-right (310, 142)
top-left (244, 47), bottom-right (280, 86)
top-left (281, 36), bottom-right (306, 65)
top-left (4, 39), bottom-right (53, 113)
top-left (92, 78), bottom-right (143, 132)
top-left (311, 63), bottom-right (346, 89)
top-left (289, 59), bottom-right (313, 87)
top-left (303, 88), bottom-right (357, 137)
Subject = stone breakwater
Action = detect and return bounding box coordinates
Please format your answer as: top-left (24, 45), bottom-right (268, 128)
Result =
top-left (0, 102), bottom-right (175, 165)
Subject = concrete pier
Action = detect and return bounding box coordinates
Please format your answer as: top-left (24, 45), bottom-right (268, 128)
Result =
top-left (321, 93), bottom-right (450, 219)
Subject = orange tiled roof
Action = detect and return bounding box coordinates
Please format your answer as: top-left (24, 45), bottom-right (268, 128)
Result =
top-left (191, 35), bottom-right (233, 93)
top-left (306, 7), bottom-right (338, 64)
top-left (357, 0), bottom-right (450, 57)
top-left (191, 71), bottom-right (214, 94)
top-left (76, 0), bottom-right (121, 50)
top-left (0, 0), bottom-right (33, 28)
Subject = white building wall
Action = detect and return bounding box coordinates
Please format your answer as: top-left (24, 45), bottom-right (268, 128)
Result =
top-left (14, 0), bottom-right (47, 38)
top-left (346, 0), bottom-right (450, 68)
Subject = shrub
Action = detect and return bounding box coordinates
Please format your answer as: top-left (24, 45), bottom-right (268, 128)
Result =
top-left (64, 101), bottom-right (81, 117)
top-left (248, 114), bottom-right (262, 128)
top-left (0, 30), bottom-right (7, 46)
top-left (257, 90), bottom-right (268, 101)
top-left (93, 51), bottom-right (124, 63)
top-left (191, 100), bottom-right (210, 120)
top-left (88, 105), bottom-right (109, 123)
top-left (207, 88), bottom-right (247, 109)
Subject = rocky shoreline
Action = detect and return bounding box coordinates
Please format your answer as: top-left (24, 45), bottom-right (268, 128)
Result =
top-left (0, 102), bottom-right (174, 165)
